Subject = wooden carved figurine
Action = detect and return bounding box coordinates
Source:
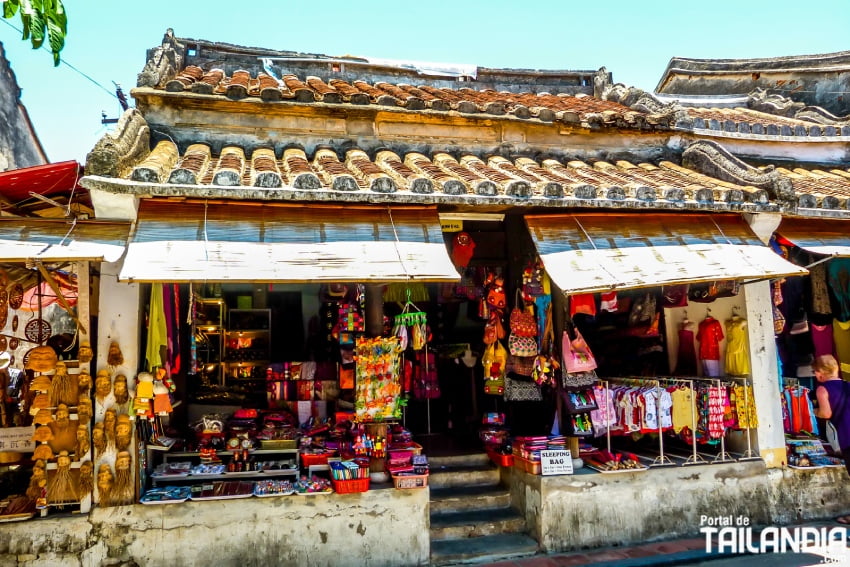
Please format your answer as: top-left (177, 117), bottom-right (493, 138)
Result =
top-left (96, 463), bottom-right (114, 507)
top-left (78, 460), bottom-right (94, 497)
top-left (47, 451), bottom-right (78, 505)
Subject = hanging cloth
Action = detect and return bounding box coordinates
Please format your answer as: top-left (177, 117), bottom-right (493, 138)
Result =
top-left (145, 283), bottom-right (169, 372)
top-left (828, 258), bottom-right (850, 321)
top-left (724, 317), bottom-right (750, 376)
top-left (171, 284), bottom-right (182, 376)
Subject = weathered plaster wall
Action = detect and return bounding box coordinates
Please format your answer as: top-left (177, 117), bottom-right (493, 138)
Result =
top-left (0, 42), bottom-right (47, 169)
top-left (96, 261), bottom-right (140, 380)
top-left (511, 461), bottom-right (850, 553)
top-left (0, 486), bottom-right (429, 567)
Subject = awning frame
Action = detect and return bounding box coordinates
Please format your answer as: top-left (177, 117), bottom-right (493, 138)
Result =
top-left (526, 212), bottom-right (808, 295)
top-left (118, 200), bottom-right (461, 284)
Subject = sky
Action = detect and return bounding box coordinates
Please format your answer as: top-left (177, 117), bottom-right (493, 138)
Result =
top-left (2, 1), bottom-right (850, 164)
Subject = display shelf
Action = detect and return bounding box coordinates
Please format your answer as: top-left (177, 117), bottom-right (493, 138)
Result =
top-left (150, 446), bottom-right (299, 486)
top-left (163, 449), bottom-right (297, 459)
top-left (193, 297), bottom-right (226, 385)
top-left (225, 309), bottom-right (271, 384)
top-left (151, 468), bottom-right (298, 484)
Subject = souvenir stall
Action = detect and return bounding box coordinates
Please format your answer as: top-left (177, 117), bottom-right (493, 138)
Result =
top-left (513, 212), bottom-right (809, 474)
top-left (0, 261), bottom-right (96, 522)
top-left (768, 218), bottom-right (850, 470)
top-left (103, 201), bottom-right (463, 502)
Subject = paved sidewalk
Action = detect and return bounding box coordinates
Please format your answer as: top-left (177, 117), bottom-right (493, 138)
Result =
top-left (483, 536), bottom-right (712, 567)
top-left (480, 518), bottom-right (843, 567)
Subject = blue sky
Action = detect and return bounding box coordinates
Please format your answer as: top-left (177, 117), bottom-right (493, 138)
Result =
top-left (2, 1), bottom-right (850, 164)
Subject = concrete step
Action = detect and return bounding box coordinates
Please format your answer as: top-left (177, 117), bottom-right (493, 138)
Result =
top-left (428, 452), bottom-right (491, 470)
top-left (430, 507), bottom-right (528, 541)
top-left (428, 464), bottom-right (500, 490)
top-left (430, 484), bottom-right (512, 515)
top-left (430, 533), bottom-right (539, 565)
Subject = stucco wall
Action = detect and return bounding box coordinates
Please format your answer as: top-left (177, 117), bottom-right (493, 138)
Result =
top-left (0, 486), bottom-right (429, 567)
top-left (0, 42), bottom-right (47, 169)
top-left (510, 461), bottom-right (850, 553)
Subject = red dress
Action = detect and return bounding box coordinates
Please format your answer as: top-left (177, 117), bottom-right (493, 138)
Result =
top-left (696, 317), bottom-right (724, 361)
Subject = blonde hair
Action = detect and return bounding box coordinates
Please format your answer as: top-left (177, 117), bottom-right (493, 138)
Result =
top-left (813, 354), bottom-right (840, 376)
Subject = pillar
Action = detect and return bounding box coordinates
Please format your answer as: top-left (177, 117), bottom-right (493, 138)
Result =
top-left (364, 284), bottom-right (384, 338)
top-left (743, 280), bottom-right (786, 468)
top-left (96, 261), bottom-right (141, 377)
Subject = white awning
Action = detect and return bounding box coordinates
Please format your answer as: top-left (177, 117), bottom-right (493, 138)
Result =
top-left (525, 213), bottom-right (808, 295)
top-left (0, 218), bottom-right (129, 262)
top-left (776, 217), bottom-right (850, 257)
top-left (119, 200), bottom-right (460, 283)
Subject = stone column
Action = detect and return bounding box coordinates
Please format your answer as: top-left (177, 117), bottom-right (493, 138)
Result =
top-left (743, 280), bottom-right (786, 468)
top-left (364, 284), bottom-right (384, 338)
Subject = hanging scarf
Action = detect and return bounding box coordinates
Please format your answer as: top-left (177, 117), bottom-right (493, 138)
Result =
top-left (145, 283), bottom-right (168, 372)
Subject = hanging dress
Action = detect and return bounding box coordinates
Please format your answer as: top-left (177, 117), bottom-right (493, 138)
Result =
top-left (697, 317), bottom-right (724, 377)
top-left (675, 321), bottom-right (698, 375)
top-left (724, 317), bottom-right (750, 376)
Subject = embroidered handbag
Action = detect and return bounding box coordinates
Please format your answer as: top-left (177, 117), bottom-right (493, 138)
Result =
top-left (509, 291), bottom-right (537, 338)
top-left (563, 327), bottom-right (598, 373)
top-left (509, 334), bottom-right (538, 357)
top-left (504, 374), bottom-right (543, 401)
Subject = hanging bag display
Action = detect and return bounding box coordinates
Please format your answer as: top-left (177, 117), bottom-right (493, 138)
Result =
top-left (509, 334), bottom-right (538, 357)
top-left (563, 325), bottom-right (598, 374)
top-left (509, 291), bottom-right (537, 337)
top-left (482, 341), bottom-right (507, 395)
top-left (504, 374), bottom-right (543, 401)
top-left (508, 290), bottom-right (538, 356)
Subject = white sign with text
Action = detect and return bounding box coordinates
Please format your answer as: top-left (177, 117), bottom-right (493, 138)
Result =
top-left (0, 426), bottom-right (35, 453)
top-left (540, 449), bottom-right (573, 476)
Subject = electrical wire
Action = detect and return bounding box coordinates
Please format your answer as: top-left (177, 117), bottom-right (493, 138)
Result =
top-left (0, 17), bottom-right (120, 101)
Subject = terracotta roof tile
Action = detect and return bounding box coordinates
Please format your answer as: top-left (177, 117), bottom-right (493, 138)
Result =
top-left (281, 148), bottom-right (321, 189)
top-left (688, 107), bottom-right (824, 134)
top-left (776, 166), bottom-right (850, 209)
top-left (327, 79), bottom-right (370, 104)
top-left (151, 69), bottom-right (660, 129)
top-left (375, 150), bottom-right (433, 193)
top-left (312, 148), bottom-right (362, 191)
top-left (124, 141), bottom-right (811, 210)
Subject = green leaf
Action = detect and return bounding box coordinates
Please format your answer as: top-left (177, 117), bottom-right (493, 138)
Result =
top-left (3, 1), bottom-right (20, 19)
top-left (19, 12), bottom-right (30, 40)
top-left (28, 8), bottom-right (45, 50)
top-left (45, 7), bottom-right (64, 64)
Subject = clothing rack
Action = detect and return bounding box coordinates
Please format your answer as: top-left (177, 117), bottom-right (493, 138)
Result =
top-left (605, 378), bottom-right (674, 467)
top-left (602, 375), bottom-right (759, 466)
top-left (677, 375), bottom-right (756, 463)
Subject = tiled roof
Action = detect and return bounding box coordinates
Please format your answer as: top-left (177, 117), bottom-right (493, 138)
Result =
top-left (601, 84), bottom-right (850, 139)
top-left (148, 66), bottom-right (671, 129)
top-left (775, 167), bottom-right (850, 210)
top-left (120, 140), bottom-right (780, 210)
top-left (686, 106), bottom-right (850, 137)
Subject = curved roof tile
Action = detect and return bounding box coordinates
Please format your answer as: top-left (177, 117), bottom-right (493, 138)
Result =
top-left (124, 140), bottom-right (800, 210)
top-left (147, 67), bottom-right (668, 130)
